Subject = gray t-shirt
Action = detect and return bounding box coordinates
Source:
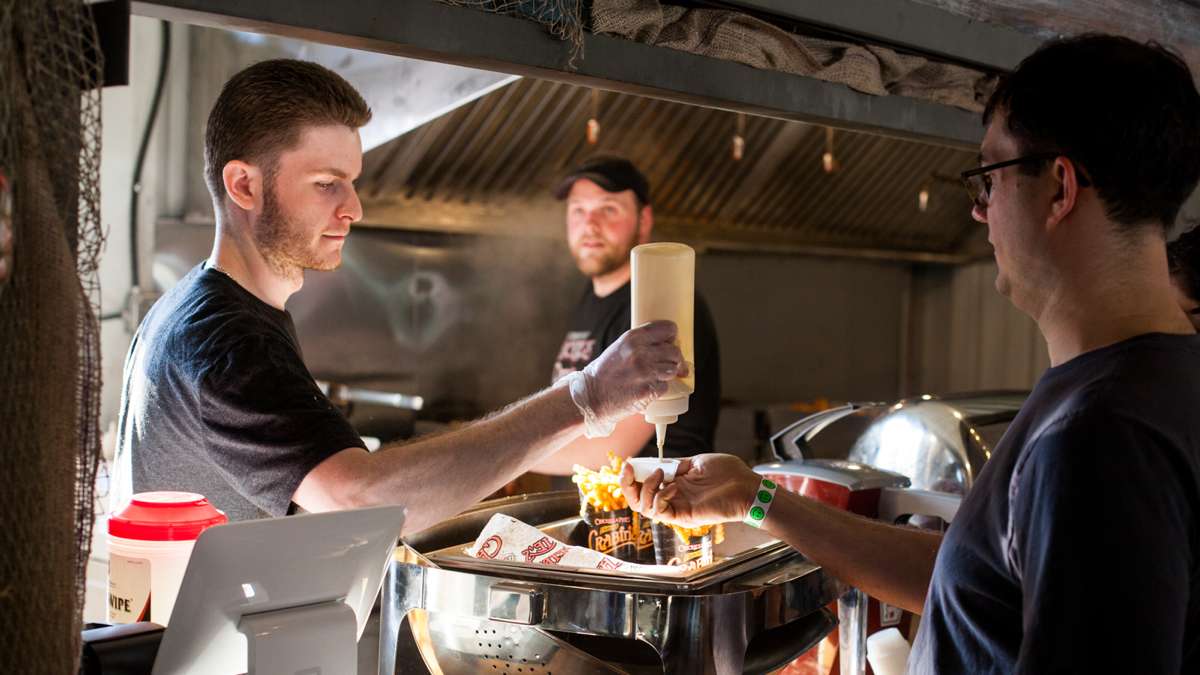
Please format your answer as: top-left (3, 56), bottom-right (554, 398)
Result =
top-left (113, 264), bottom-right (364, 521)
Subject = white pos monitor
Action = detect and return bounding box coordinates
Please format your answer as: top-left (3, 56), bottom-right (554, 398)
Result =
top-left (151, 505), bottom-right (405, 675)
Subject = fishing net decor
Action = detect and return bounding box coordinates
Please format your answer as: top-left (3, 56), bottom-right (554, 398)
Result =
top-left (0, 0), bottom-right (104, 671)
top-left (438, 0), bottom-right (585, 65)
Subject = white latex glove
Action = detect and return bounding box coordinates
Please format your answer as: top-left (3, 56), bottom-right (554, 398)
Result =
top-left (566, 320), bottom-right (687, 438)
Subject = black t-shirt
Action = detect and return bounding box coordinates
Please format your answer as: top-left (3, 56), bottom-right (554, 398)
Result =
top-left (550, 281), bottom-right (721, 461)
top-left (113, 264), bottom-right (364, 521)
top-left (910, 333), bottom-right (1200, 674)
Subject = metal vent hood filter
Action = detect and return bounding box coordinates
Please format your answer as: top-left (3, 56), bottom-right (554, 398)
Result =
top-left (228, 30), bottom-right (517, 151)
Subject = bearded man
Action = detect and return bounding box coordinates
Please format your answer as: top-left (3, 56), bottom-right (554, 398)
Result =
top-left (531, 156), bottom-right (721, 481)
top-left (111, 61), bottom-right (687, 528)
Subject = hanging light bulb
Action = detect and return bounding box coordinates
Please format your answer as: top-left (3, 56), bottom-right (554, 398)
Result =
top-left (732, 112), bottom-right (746, 161)
top-left (822, 127), bottom-right (838, 173)
top-left (918, 185), bottom-right (931, 212)
top-left (586, 89), bottom-right (601, 145)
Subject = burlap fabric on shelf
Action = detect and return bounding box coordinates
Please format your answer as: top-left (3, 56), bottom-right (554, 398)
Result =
top-left (0, 1), bottom-right (104, 672)
top-left (592, 0), bottom-right (997, 113)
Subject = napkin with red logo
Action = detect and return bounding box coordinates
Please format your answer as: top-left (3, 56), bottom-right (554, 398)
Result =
top-left (467, 514), bottom-right (684, 575)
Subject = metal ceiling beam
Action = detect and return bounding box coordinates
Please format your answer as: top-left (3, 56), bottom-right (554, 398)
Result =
top-left (131, 0), bottom-right (986, 149)
top-left (717, 0), bottom-right (1042, 72)
top-left (657, 233), bottom-right (978, 265)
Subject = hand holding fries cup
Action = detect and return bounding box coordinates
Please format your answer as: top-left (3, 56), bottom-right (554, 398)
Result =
top-left (619, 455), bottom-right (747, 571)
top-left (620, 453), bottom-right (761, 527)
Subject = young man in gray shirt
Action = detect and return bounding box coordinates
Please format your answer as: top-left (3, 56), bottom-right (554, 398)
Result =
top-left (113, 60), bottom-right (687, 531)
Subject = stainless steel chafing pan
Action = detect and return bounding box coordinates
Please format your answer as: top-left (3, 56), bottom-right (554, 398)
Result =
top-left (379, 491), bottom-right (841, 675)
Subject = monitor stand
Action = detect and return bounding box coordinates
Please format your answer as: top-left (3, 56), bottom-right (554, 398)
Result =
top-left (149, 505), bottom-right (404, 674)
top-left (238, 600), bottom-right (357, 674)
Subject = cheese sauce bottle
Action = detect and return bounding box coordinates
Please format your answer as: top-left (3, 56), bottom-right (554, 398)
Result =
top-left (630, 243), bottom-right (695, 456)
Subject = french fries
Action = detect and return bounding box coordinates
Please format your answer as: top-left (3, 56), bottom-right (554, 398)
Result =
top-left (575, 453), bottom-right (640, 560)
top-left (670, 524), bottom-right (709, 541)
top-left (571, 452), bottom-right (627, 511)
top-left (670, 523), bottom-right (725, 546)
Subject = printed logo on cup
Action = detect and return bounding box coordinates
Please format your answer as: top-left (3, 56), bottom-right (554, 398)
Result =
top-left (108, 553), bottom-right (151, 623)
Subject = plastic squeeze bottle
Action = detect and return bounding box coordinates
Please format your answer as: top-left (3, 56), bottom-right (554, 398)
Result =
top-left (630, 243), bottom-right (695, 457)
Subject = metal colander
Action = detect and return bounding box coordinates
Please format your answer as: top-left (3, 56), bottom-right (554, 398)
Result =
top-left (409, 610), bottom-right (622, 674)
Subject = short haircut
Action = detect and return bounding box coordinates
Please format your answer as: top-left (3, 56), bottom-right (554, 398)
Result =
top-left (1168, 223), bottom-right (1200, 303)
top-left (204, 59), bottom-right (372, 201)
top-left (983, 34), bottom-right (1200, 230)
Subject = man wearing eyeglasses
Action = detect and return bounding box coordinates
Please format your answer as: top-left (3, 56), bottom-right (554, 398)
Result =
top-left (621, 34), bottom-right (1200, 673)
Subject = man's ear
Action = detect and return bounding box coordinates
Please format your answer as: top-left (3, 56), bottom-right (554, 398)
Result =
top-left (639, 205), bottom-right (654, 244)
top-left (1047, 157), bottom-right (1082, 231)
top-left (222, 160), bottom-right (262, 213)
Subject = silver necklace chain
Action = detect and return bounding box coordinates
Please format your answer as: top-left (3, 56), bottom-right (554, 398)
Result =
top-left (206, 260), bottom-right (234, 280)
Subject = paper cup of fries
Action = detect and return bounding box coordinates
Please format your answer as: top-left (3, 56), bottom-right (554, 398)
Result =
top-left (573, 454), bottom-right (639, 562)
top-left (650, 521), bottom-right (724, 571)
top-left (633, 512), bottom-right (656, 564)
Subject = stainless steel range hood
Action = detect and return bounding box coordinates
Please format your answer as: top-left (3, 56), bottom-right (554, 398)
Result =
top-left (187, 28), bottom-right (517, 152)
top-left (130, 0), bottom-right (1049, 264)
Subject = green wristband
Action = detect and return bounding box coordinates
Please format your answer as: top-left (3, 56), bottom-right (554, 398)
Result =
top-left (743, 477), bottom-right (778, 528)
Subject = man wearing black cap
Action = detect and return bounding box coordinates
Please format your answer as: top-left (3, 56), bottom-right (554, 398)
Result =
top-left (533, 156), bottom-right (721, 478)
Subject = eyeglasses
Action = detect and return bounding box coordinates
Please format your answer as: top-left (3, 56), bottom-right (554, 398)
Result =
top-left (960, 152), bottom-right (1091, 209)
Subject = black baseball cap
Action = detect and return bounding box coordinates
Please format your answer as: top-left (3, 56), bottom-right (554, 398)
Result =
top-left (553, 155), bottom-right (651, 206)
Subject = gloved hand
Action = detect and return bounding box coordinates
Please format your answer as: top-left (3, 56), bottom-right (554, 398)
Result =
top-left (565, 320), bottom-right (687, 438)
top-left (620, 453), bottom-right (760, 527)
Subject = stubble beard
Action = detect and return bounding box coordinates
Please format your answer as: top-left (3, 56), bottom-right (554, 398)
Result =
top-left (254, 182), bottom-right (340, 283)
top-left (572, 221), bottom-right (640, 279)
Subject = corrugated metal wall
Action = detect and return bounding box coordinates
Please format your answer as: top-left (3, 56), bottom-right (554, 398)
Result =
top-left (906, 261), bottom-right (1049, 395)
top-left (700, 252), bottom-right (911, 404)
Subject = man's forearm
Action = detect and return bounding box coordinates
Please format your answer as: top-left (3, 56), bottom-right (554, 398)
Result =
top-left (532, 414), bottom-right (654, 475)
top-left (363, 383), bottom-right (583, 533)
top-left (764, 489), bottom-right (942, 614)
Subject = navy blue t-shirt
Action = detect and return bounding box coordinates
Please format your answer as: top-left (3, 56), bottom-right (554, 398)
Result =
top-left (911, 333), bottom-right (1200, 674)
